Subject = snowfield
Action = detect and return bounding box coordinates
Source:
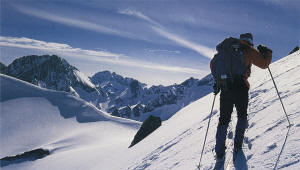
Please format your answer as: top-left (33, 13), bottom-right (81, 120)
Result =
top-left (1, 51), bottom-right (300, 169)
top-left (0, 74), bottom-right (140, 169)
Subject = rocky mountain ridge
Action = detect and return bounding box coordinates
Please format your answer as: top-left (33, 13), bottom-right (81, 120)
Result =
top-left (0, 55), bottom-right (105, 103)
top-left (0, 55), bottom-right (213, 121)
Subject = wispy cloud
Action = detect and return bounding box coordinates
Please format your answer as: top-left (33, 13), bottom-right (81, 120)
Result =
top-left (118, 8), bottom-right (215, 59)
top-left (0, 36), bottom-right (120, 58)
top-left (144, 49), bottom-right (181, 54)
top-left (0, 36), bottom-right (205, 74)
top-left (152, 26), bottom-right (215, 59)
top-left (13, 5), bottom-right (136, 40)
top-left (118, 8), bottom-right (163, 28)
top-left (15, 4), bottom-right (215, 59)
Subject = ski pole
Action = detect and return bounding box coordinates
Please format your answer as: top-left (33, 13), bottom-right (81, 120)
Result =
top-left (197, 94), bottom-right (217, 169)
top-left (267, 67), bottom-right (293, 127)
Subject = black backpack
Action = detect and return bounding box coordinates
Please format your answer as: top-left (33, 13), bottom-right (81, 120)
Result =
top-left (211, 37), bottom-right (246, 80)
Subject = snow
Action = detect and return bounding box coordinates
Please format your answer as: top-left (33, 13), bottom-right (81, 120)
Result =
top-left (90, 70), bottom-right (213, 122)
top-left (126, 51), bottom-right (300, 170)
top-left (73, 70), bottom-right (95, 89)
top-left (1, 51), bottom-right (300, 169)
top-left (0, 74), bottom-right (140, 169)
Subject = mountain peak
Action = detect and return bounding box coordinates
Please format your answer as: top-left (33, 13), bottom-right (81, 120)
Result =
top-left (91, 70), bottom-right (145, 87)
top-left (10, 55), bottom-right (74, 69)
top-left (1, 55), bottom-right (101, 102)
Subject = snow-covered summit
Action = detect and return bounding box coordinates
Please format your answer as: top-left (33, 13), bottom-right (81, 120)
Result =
top-left (91, 71), bottom-right (145, 87)
top-left (0, 55), bottom-right (214, 122)
top-left (95, 73), bottom-right (214, 122)
top-left (0, 55), bottom-right (105, 104)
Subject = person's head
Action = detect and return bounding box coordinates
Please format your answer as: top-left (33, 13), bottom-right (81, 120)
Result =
top-left (240, 33), bottom-right (253, 46)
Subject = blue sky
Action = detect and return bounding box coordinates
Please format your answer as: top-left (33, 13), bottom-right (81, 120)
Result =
top-left (1, 0), bottom-right (299, 86)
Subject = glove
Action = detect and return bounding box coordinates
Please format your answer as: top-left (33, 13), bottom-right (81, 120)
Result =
top-left (213, 80), bottom-right (220, 95)
top-left (257, 44), bottom-right (272, 58)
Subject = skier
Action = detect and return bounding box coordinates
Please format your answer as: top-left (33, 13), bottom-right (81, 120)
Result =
top-left (210, 33), bottom-right (272, 161)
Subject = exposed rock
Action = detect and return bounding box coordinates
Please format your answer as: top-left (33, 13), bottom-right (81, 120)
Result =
top-left (132, 103), bottom-right (144, 117)
top-left (119, 106), bottom-right (131, 118)
top-left (129, 115), bottom-right (162, 148)
top-left (2, 55), bottom-right (214, 122)
top-left (1, 55), bottom-right (104, 104)
top-left (289, 46), bottom-right (299, 55)
top-left (130, 80), bottom-right (140, 97)
top-left (0, 148), bottom-right (50, 167)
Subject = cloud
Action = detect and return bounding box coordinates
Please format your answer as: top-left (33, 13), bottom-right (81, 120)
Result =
top-left (0, 36), bottom-right (119, 58)
top-left (0, 36), bottom-right (205, 74)
top-left (118, 8), bottom-right (163, 28)
top-left (13, 4), bottom-right (136, 40)
top-left (118, 8), bottom-right (215, 59)
top-left (152, 26), bottom-right (216, 59)
top-left (15, 4), bottom-right (215, 59)
top-left (145, 49), bottom-right (181, 54)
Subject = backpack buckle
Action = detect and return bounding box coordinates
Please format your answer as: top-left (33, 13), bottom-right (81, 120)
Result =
top-left (231, 44), bottom-right (240, 51)
top-left (221, 74), bottom-right (228, 79)
top-left (220, 74), bottom-right (233, 91)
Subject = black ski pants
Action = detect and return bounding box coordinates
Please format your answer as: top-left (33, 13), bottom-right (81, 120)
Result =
top-left (215, 79), bottom-right (249, 157)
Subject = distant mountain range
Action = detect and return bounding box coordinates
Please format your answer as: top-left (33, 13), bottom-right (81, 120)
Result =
top-left (0, 55), bottom-right (213, 121)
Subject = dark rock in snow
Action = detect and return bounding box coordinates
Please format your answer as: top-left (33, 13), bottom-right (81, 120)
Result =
top-left (289, 46), bottom-right (299, 55)
top-left (112, 109), bottom-right (121, 117)
top-left (0, 148), bottom-right (50, 167)
top-left (130, 80), bottom-right (140, 97)
top-left (119, 106), bottom-right (132, 118)
top-left (132, 103), bottom-right (144, 117)
top-left (129, 115), bottom-right (162, 148)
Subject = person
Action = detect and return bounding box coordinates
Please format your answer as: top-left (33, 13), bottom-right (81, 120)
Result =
top-left (211, 33), bottom-right (272, 160)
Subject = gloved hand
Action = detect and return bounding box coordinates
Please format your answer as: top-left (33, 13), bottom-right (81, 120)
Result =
top-left (257, 44), bottom-right (272, 58)
top-left (213, 80), bottom-right (220, 95)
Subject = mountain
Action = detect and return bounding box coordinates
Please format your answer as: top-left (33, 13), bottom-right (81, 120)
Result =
top-left (1, 55), bottom-right (105, 104)
top-left (0, 50), bottom-right (299, 170)
top-left (91, 71), bottom-right (214, 121)
top-left (1, 54), bottom-right (213, 122)
top-left (90, 70), bottom-right (146, 109)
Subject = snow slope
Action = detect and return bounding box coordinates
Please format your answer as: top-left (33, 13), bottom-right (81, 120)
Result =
top-left (125, 51), bottom-right (300, 169)
top-left (1, 51), bottom-right (300, 170)
top-left (0, 74), bottom-right (140, 169)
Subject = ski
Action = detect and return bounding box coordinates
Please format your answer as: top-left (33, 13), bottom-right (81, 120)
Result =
top-left (225, 147), bottom-right (248, 170)
top-left (225, 150), bottom-right (237, 170)
top-left (212, 137), bottom-right (233, 170)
